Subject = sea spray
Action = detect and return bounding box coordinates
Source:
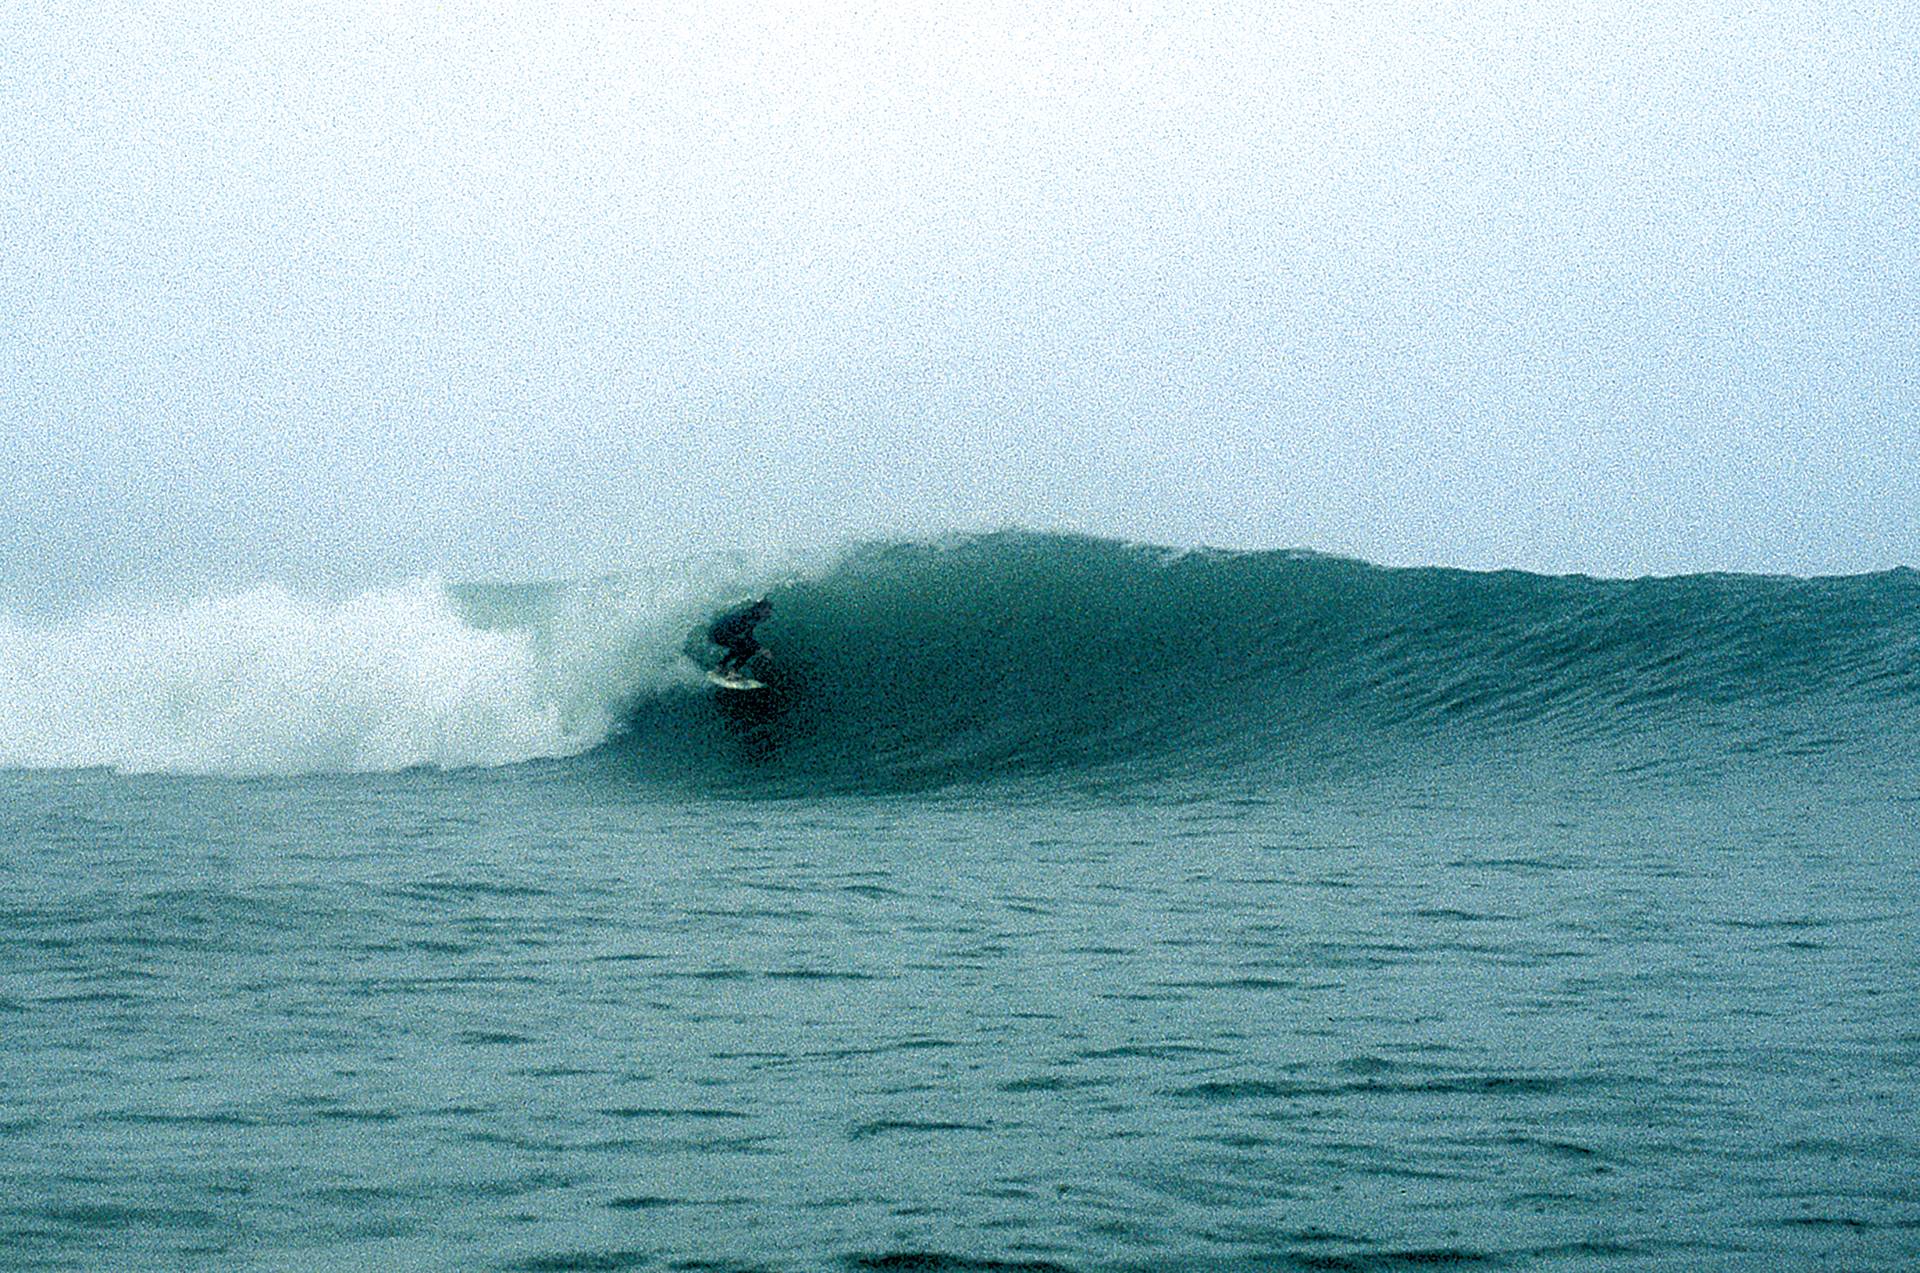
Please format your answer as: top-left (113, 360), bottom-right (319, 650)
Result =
top-left (0, 579), bottom-right (577, 773)
top-left (0, 564), bottom-right (765, 774)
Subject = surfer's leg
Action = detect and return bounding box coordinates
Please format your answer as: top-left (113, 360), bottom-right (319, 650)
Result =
top-left (718, 638), bottom-right (759, 673)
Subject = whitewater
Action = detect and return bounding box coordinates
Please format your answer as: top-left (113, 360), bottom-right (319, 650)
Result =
top-left (3, 531), bottom-right (1917, 1271)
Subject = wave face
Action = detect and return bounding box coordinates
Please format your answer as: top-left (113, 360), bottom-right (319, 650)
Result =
top-left (612, 532), bottom-right (1920, 793)
top-left (4, 532), bottom-right (1915, 786)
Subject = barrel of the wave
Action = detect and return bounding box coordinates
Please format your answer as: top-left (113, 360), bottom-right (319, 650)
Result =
top-left (704, 597), bottom-right (774, 691)
top-left (702, 597), bottom-right (783, 762)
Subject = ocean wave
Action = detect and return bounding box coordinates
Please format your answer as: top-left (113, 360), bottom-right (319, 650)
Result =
top-left (604, 533), bottom-right (1917, 792)
top-left (3, 532), bottom-right (1914, 783)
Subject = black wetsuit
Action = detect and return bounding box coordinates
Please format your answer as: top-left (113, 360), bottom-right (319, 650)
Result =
top-left (710, 602), bottom-right (771, 674)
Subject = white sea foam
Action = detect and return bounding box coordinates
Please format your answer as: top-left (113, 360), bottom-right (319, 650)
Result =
top-left (0, 573), bottom-right (718, 775)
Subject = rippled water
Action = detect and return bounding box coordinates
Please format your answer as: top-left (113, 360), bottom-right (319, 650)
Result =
top-left (4, 756), bottom-right (1916, 1271)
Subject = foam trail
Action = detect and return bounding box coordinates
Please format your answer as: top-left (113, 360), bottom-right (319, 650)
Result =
top-left (0, 578), bottom-right (644, 774)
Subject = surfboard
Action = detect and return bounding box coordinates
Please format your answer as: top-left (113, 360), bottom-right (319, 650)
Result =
top-left (707, 668), bottom-right (768, 691)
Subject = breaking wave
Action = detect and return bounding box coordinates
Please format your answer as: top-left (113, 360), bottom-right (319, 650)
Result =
top-left (2, 532), bottom-right (1915, 788)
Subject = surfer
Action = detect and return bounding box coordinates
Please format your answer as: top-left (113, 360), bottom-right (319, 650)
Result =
top-left (709, 598), bottom-right (772, 676)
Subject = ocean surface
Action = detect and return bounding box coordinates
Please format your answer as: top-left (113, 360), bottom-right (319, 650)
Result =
top-left (2, 531), bottom-right (1917, 1271)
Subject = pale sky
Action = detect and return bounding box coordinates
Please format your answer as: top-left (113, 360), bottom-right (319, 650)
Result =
top-left (3, 0), bottom-right (1916, 611)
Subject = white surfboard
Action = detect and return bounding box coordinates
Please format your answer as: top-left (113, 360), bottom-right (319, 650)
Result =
top-left (707, 668), bottom-right (768, 691)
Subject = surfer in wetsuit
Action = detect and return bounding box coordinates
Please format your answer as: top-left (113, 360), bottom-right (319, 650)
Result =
top-left (709, 598), bottom-right (772, 675)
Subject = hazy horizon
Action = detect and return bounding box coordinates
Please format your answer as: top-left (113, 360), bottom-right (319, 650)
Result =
top-left (5, 1), bottom-right (1916, 613)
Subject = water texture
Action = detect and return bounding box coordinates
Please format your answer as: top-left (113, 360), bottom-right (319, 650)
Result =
top-left (2, 532), bottom-right (1917, 1270)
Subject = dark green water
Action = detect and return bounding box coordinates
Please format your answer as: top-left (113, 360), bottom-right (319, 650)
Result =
top-left (2, 533), bottom-right (1917, 1269)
